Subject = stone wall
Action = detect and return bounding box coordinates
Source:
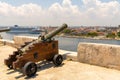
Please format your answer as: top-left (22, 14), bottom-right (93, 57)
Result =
top-left (0, 36), bottom-right (38, 48)
top-left (13, 36), bottom-right (37, 47)
top-left (77, 42), bottom-right (120, 70)
top-left (0, 39), bottom-right (15, 47)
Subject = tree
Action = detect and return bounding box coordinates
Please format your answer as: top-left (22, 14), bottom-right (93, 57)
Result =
top-left (106, 32), bottom-right (116, 38)
top-left (87, 32), bottom-right (98, 37)
top-left (62, 29), bottom-right (72, 34)
top-left (117, 32), bottom-right (120, 37)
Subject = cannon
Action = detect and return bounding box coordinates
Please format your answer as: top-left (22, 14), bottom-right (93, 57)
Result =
top-left (0, 28), bottom-right (10, 32)
top-left (4, 24), bottom-right (68, 77)
top-left (0, 28), bottom-right (10, 39)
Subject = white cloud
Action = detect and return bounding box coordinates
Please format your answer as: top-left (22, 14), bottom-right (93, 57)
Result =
top-left (0, 0), bottom-right (120, 26)
top-left (82, 0), bottom-right (120, 25)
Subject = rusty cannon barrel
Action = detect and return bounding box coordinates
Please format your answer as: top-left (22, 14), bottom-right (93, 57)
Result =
top-left (0, 28), bottom-right (10, 32)
top-left (38, 23), bottom-right (68, 41)
top-left (44, 23), bottom-right (68, 40)
top-left (19, 23), bottom-right (68, 53)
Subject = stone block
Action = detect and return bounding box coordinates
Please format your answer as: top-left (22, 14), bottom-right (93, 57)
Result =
top-left (0, 39), bottom-right (15, 47)
top-left (14, 36), bottom-right (37, 46)
top-left (77, 42), bottom-right (120, 70)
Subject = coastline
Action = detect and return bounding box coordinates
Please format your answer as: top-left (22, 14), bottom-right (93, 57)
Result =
top-left (56, 35), bottom-right (120, 41)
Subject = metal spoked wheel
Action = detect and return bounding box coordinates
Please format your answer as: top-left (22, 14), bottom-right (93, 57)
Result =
top-left (53, 54), bottom-right (63, 66)
top-left (23, 62), bottom-right (37, 77)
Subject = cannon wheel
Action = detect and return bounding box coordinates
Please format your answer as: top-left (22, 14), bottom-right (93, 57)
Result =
top-left (4, 59), bottom-right (13, 69)
top-left (23, 62), bottom-right (37, 77)
top-left (7, 64), bottom-right (13, 69)
top-left (53, 54), bottom-right (63, 66)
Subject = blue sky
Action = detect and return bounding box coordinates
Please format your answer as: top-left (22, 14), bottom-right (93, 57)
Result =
top-left (0, 0), bottom-right (116, 7)
top-left (0, 0), bottom-right (120, 26)
top-left (0, 0), bottom-right (82, 8)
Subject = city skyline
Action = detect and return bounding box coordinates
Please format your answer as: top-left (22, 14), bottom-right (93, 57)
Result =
top-left (0, 0), bottom-right (120, 26)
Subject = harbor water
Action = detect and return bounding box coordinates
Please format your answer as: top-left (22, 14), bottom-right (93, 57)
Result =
top-left (1, 32), bottom-right (120, 52)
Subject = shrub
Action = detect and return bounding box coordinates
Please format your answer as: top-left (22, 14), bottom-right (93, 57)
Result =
top-left (117, 32), bottom-right (120, 37)
top-left (87, 32), bottom-right (98, 37)
top-left (106, 32), bottom-right (116, 38)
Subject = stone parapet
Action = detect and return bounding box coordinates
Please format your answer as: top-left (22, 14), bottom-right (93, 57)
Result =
top-left (77, 42), bottom-right (120, 70)
top-left (13, 36), bottom-right (37, 47)
top-left (0, 39), bottom-right (15, 47)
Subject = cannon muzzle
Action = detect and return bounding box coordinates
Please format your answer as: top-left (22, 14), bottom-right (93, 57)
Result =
top-left (38, 23), bottom-right (68, 41)
top-left (0, 28), bottom-right (10, 32)
top-left (44, 23), bottom-right (67, 40)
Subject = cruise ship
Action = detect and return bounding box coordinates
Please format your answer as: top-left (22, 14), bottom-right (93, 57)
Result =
top-left (7, 25), bottom-right (41, 34)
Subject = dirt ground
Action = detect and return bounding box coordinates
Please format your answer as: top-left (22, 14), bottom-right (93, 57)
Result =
top-left (1, 45), bottom-right (120, 80)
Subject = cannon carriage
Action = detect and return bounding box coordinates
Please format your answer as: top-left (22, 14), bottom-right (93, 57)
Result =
top-left (4, 24), bottom-right (68, 77)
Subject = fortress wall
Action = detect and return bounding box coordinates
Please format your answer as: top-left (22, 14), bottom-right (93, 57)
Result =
top-left (78, 42), bottom-right (120, 70)
top-left (0, 39), bottom-right (15, 47)
top-left (13, 36), bottom-right (37, 47)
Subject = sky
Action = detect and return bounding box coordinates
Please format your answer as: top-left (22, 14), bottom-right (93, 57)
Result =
top-left (0, 0), bottom-right (120, 26)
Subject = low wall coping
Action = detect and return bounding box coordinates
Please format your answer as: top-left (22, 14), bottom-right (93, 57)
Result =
top-left (77, 42), bottom-right (120, 70)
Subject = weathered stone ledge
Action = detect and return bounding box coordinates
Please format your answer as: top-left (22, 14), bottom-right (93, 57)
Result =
top-left (78, 42), bottom-right (120, 70)
top-left (0, 39), bottom-right (15, 47)
top-left (13, 36), bottom-right (37, 47)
